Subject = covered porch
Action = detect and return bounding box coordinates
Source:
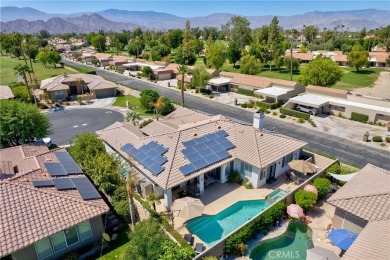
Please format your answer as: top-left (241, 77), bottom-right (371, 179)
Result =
top-left (254, 86), bottom-right (292, 103)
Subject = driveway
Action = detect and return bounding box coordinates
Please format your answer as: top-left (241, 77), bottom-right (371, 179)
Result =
top-left (48, 108), bottom-right (124, 146)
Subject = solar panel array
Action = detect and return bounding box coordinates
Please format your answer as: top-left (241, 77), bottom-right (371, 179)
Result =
top-left (180, 130), bottom-right (235, 176)
top-left (72, 177), bottom-right (102, 200)
top-left (44, 162), bottom-right (68, 176)
top-left (32, 177), bottom-right (101, 200)
top-left (121, 141), bottom-right (168, 176)
top-left (55, 152), bottom-right (83, 174)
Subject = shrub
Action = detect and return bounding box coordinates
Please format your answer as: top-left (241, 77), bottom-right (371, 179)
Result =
top-left (377, 122), bottom-right (383, 127)
top-left (227, 171), bottom-right (241, 183)
top-left (65, 64), bottom-right (96, 74)
top-left (279, 114), bottom-right (286, 119)
top-left (294, 190), bottom-right (317, 211)
top-left (265, 109), bottom-right (270, 114)
top-left (237, 88), bottom-right (254, 96)
top-left (312, 178), bottom-right (331, 199)
top-left (337, 112), bottom-right (343, 118)
top-left (185, 83), bottom-right (192, 89)
top-left (386, 137), bottom-right (390, 143)
top-left (241, 103), bottom-right (248, 108)
top-left (380, 143), bottom-right (386, 147)
top-left (280, 107), bottom-right (310, 120)
top-left (350, 112), bottom-right (369, 123)
top-left (38, 103), bottom-right (49, 109)
top-left (272, 111), bottom-right (278, 116)
top-left (156, 96), bottom-right (174, 116)
top-left (326, 163), bottom-right (341, 174)
top-left (307, 118), bottom-right (317, 127)
top-left (372, 136), bottom-right (383, 142)
top-left (139, 119), bottom-right (153, 128)
top-left (298, 118), bottom-right (305, 123)
top-left (241, 177), bottom-right (254, 189)
top-left (208, 94), bottom-right (214, 98)
top-left (140, 88), bottom-right (159, 111)
top-left (200, 88), bottom-right (212, 95)
top-left (255, 101), bottom-right (270, 109)
top-left (247, 102), bottom-right (254, 108)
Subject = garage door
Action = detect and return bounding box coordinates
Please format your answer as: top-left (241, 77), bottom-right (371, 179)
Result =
top-left (95, 89), bottom-right (115, 98)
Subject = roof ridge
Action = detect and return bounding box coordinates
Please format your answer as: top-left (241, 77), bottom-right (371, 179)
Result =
top-left (253, 128), bottom-right (263, 169)
top-left (366, 163), bottom-right (390, 175)
top-left (164, 132), bottom-right (182, 189)
top-left (329, 192), bottom-right (390, 202)
top-left (1, 180), bottom-right (108, 210)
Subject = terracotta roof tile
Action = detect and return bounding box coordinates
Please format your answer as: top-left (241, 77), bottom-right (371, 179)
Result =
top-left (341, 220), bottom-right (390, 260)
top-left (333, 54), bottom-right (348, 62)
top-left (328, 164), bottom-right (390, 222)
top-left (97, 108), bottom-right (307, 189)
top-left (284, 51), bottom-right (314, 61)
top-left (0, 86), bottom-right (15, 100)
top-left (306, 85), bottom-right (350, 97)
top-left (219, 72), bottom-right (297, 89)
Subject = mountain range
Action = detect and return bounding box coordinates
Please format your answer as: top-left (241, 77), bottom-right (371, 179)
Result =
top-left (1, 7), bottom-right (389, 34)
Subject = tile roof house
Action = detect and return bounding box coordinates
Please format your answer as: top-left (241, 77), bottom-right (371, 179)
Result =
top-left (327, 164), bottom-right (390, 260)
top-left (0, 85), bottom-right (15, 100)
top-left (97, 107), bottom-right (307, 208)
top-left (40, 73), bottom-right (118, 100)
top-left (0, 143), bottom-right (109, 260)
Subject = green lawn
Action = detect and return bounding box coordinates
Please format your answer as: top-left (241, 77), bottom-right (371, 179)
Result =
top-left (113, 95), bottom-right (153, 116)
top-left (98, 228), bottom-right (131, 260)
top-left (0, 56), bottom-right (75, 85)
top-left (331, 67), bottom-right (384, 90)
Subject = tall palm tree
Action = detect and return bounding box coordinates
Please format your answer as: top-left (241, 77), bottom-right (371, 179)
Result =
top-left (126, 166), bottom-right (138, 227)
top-left (177, 64), bottom-right (189, 107)
top-left (12, 33), bottom-right (33, 83)
top-left (125, 111), bottom-right (141, 125)
top-left (14, 64), bottom-right (32, 102)
top-left (146, 192), bottom-right (161, 211)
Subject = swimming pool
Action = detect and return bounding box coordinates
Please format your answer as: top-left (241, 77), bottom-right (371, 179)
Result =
top-left (186, 200), bottom-right (270, 246)
top-left (267, 188), bottom-right (288, 202)
top-left (249, 222), bottom-right (314, 260)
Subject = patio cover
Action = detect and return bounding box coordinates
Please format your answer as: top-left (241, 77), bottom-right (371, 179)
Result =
top-left (254, 87), bottom-right (291, 98)
top-left (289, 94), bottom-right (329, 108)
top-left (208, 77), bottom-right (231, 86)
top-left (329, 172), bottom-right (357, 182)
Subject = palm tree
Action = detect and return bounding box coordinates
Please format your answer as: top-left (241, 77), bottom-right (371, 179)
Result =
top-left (12, 33), bottom-right (33, 83)
top-left (76, 77), bottom-right (84, 95)
top-left (177, 64), bottom-right (189, 107)
top-left (126, 166), bottom-right (138, 227)
top-left (14, 64), bottom-right (32, 102)
top-left (125, 111), bottom-right (141, 125)
top-left (146, 192), bottom-right (161, 211)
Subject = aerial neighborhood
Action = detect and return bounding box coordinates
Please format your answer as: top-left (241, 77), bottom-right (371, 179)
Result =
top-left (0, 3), bottom-right (389, 260)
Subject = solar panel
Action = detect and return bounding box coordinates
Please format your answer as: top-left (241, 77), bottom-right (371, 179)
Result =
top-left (53, 178), bottom-right (76, 190)
top-left (219, 140), bottom-right (235, 150)
top-left (121, 143), bottom-right (133, 153)
top-left (183, 139), bottom-right (197, 147)
top-left (180, 164), bottom-right (197, 176)
top-left (154, 156), bottom-right (168, 165)
top-left (45, 162), bottom-right (68, 176)
top-left (192, 159), bottom-right (208, 169)
top-left (32, 179), bottom-right (55, 187)
top-left (204, 154), bottom-right (220, 165)
top-left (215, 130), bottom-right (228, 137)
top-left (55, 152), bottom-right (83, 174)
top-left (215, 150), bottom-right (231, 160)
top-left (186, 153), bottom-right (202, 162)
top-left (148, 164), bottom-right (164, 176)
top-left (153, 145), bottom-right (168, 155)
top-left (72, 177), bottom-right (101, 200)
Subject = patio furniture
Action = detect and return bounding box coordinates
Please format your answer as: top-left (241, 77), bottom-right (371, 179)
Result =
top-left (204, 176), bottom-right (216, 186)
top-left (188, 183), bottom-right (200, 197)
top-left (184, 234), bottom-right (194, 246)
top-left (328, 229), bottom-right (358, 250)
top-left (195, 243), bottom-right (205, 253)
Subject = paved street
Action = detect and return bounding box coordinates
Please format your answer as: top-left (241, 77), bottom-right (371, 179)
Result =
top-left (48, 108), bottom-right (124, 146)
top-left (61, 59), bottom-right (390, 170)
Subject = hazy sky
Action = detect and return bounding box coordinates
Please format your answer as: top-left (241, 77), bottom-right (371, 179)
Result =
top-left (2, 0), bottom-right (389, 17)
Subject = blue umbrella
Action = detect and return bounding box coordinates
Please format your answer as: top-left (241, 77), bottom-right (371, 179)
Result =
top-left (329, 229), bottom-right (358, 250)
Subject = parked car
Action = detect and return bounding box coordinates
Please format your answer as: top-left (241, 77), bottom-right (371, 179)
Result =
top-left (296, 104), bottom-right (317, 115)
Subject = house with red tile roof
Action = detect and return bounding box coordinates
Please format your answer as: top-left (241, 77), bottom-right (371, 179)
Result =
top-left (0, 143), bottom-right (109, 260)
top-left (327, 164), bottom-right (390, 260)
top-left (97, 106), bottom-right (307, 209)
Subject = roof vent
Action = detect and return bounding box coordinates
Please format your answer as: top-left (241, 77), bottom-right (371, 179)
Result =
top-left (218, 126), bottom-right (222, 129)
top-left (239, 130), bottom-right (244, 134)
top-left (193, 133), bottom-right (198, 137)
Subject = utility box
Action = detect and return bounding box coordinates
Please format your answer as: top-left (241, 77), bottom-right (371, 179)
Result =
top-left (234, 98), bottom-right (238, 106)
top-left (363, 131), bottom-right (369, 142)
top-left (126, 101), bottom-right (130, 108)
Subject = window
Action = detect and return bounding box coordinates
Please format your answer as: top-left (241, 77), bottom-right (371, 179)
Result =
top-left (260, 168), bottom-right (267, 180)
top-left (240, 161), bottom-right (252, 178)
top-left (35, 238), bottom-right (53, 259)
top-left (282, 153), bottom-right (293, 168)
top-left (77, 220), bottom-right (93, 240)
top-left (65, 226), bottom-right (79, 246)
top-left (50, 231), bottom-right (67, 252)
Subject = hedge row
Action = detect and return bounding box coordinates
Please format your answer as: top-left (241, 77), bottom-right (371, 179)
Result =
top-left (237, 88), bottom-right (254, 96)
top-left (350, 112), bottom-right (369, 123)
top-left (224, 201), bottom-right (286, 256)
top-left (256, 100), bottom-right (284, 110)
top-left (280, 107), bottom-right (310, 120)
top-left (65, 64), bottom-right (96, 74)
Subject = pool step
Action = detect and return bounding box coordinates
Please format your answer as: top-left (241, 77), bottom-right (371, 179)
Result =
top-left (187, 217), bottom-right (213, 231)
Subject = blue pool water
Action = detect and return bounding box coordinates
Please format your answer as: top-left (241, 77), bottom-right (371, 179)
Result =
top-left (267, 188), bottom-right (288, 202)
top-left (186, 200), bottom-right (270, 245)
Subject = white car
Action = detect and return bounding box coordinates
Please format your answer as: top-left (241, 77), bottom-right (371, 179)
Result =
top-left (296, 105), bottom-right (317, 115)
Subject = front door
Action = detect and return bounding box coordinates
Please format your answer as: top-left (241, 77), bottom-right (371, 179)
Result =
top-left (267, 163), bottom-right (276, 180)
top-left (215, 167), bottom-right (221, 181)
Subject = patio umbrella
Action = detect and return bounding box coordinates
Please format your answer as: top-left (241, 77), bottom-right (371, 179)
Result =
top-left (170, 197), bottom-right (205, 221)
top-left (288, 160), bottom-right (317, 174)
top-left (328, 229), bottom-right (358, 251)
top-left (287, 204), bottom-right (304, 219)
top-left (304, 184), bottom-right (318, 196)
top-left (306, 247), bottom-right (339, 260)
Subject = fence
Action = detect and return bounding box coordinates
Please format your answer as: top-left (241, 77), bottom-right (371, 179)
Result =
top-left (194, 152), bottom-right (337, 259)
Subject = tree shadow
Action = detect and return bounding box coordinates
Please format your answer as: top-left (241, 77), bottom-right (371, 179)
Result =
top-left (350, 70), bottom-right (376, 75)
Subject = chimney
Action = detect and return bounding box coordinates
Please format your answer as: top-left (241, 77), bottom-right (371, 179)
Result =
top-left (253, 112), bottom-right (265, 129)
